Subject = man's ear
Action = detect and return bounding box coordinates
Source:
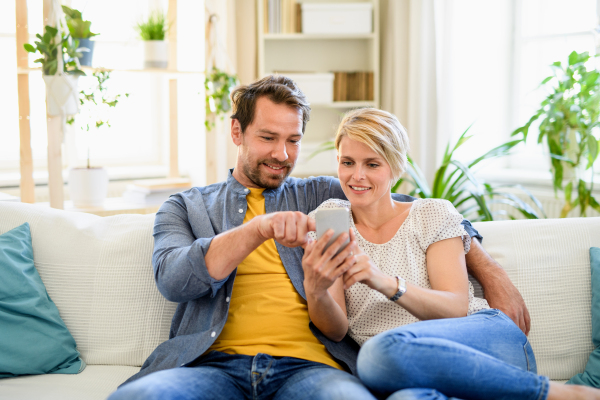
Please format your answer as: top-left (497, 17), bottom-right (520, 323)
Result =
top-left (231, 119), bottom-right (243, 146)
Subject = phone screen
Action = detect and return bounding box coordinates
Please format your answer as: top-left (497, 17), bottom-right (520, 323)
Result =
top-left (316, 207), bottom-right (350, 253)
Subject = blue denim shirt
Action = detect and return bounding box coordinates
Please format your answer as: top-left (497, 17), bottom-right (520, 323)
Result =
top-left (123, 170), bottom-right (481, 385)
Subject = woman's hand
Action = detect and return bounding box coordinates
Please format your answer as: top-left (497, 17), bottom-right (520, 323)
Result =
top-left (302, 228), bottom-right (357, 299)
top-left (343, 231), bottom-right (397, 297)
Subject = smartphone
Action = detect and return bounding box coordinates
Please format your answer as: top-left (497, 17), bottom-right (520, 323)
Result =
top-left (315, 207), bottom-right (350, 254)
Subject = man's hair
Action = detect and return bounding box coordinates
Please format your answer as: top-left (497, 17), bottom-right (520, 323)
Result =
top-left (230, 75), bottom-right (311, 133)
top-left (335, 108), bottom-right (410, 183)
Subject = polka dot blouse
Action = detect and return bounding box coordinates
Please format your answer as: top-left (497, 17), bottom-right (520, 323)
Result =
top-left (308, 198), bottom-right (489, 346)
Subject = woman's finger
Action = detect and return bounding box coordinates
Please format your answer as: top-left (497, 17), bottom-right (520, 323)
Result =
top-left (344, 270), bottom-right (370, 289)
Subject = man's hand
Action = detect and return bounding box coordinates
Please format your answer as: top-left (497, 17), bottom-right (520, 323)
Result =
top-left (466, 239), bottom-right (531, 335)
top-left (483, 277), bottom-right (531, 336)
top-left (255, 211), bottom-right (316, 247)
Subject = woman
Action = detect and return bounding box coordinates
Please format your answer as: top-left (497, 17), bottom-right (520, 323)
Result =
top-left (301, 108), bottom-right (599, 400)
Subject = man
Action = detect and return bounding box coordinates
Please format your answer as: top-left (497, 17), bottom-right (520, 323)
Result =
top-left (109, 75), bottom-right (530, 400)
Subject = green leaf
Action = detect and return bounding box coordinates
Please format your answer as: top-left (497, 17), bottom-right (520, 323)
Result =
top-left (565, 181), bottom-right (573, 203)
top-left (23, 43), bottom-right (36, 53)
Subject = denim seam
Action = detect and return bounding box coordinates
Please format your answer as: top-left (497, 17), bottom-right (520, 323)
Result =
top-left (535, 376), bottom-right (549, 400)
top-left (253, 359), bottom-right (274, 387)
top-left (523, 340), bottom-right (531, 372)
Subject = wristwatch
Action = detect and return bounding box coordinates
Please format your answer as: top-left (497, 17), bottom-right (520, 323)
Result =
top-left (389, 276), bottom-right (407, 302)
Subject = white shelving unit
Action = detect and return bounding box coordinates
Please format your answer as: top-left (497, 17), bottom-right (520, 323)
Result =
top-left (257, 0), bottom-right (380, 177)
top-left (15, 0), bottom-right (199, 209)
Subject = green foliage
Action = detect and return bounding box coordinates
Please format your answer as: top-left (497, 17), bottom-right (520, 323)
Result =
top-left (310, 127), bottom-right (546, 222)
top-left (136, 10), bottom-right (169, 41)
top-left (23, 25), bottom-right (85, 76)
top-left (66, 70), bottom-right (129, 168)
top-left (512, 50), bottom-right (600, 217)
top-left (204, 68), bottom-right (239, 131)
top-left (62, 5), bottom-right (98, 39)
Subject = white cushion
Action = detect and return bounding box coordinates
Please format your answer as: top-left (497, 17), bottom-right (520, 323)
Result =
top-left (473, 217), bottom-right (600, 380)
top-left (0, 202), bottom-right (177, 367)
top-left (0, 365), bottom-right (139, 400)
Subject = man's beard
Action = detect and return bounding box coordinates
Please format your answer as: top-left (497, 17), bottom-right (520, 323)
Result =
top-left (242, 158), bottom-right (293, 189)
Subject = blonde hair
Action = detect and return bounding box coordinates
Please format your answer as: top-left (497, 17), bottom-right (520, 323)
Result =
top-left (335, 108), bottom-right (410, 183)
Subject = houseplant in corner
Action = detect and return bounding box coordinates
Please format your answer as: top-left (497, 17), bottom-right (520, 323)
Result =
top-left (24, 25), bottom-right (85, 115)
top-left (135, 10), bottom-right (169, 69)
top-left (62, 5), bottom-right (99, 67)
top-left (66, 70), bottom-right (129, 208)
top-left (512, 50), bottom-right (600, 217)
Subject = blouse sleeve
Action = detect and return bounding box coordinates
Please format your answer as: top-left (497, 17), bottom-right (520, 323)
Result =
top-left (415, 199), bottom-right (471, 254)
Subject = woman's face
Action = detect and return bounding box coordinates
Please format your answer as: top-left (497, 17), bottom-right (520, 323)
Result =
top-left (337, 136), bottom-right (394, 209)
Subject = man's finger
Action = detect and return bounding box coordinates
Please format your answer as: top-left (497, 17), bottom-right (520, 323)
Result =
top-left (284, 213), bottom-right (297, 244)
top-left (307, 217), bottom-right (316, 232)
top-left (524, 308), bottom-right (531, 336)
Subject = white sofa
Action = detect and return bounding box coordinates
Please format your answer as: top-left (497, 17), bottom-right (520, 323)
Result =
top-left (0, 201), bottom-right (598, 400)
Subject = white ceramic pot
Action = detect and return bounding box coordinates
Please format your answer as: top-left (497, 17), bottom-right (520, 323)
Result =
top-left (143, 40), bottom-right (169, 69)
top-left (43, 74), bottom-right (80, 116)
top-left (68, 167), bottom-right (109, 208)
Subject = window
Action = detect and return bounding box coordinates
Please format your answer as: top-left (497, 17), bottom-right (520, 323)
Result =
top-left (1, 0), bottom-right (204, 185)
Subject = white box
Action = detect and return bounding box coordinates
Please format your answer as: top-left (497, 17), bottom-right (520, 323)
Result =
top-left (282, 73), bottom-right (334, 104)
top-left (302, 3), bottom-right (373, 34)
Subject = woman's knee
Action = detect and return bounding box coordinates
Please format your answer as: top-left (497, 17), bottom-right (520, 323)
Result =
top-left (357, 330), bottom-right (418, 390)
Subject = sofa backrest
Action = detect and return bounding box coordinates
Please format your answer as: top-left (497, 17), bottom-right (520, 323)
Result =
top-left (0, 202), bottom-right (177, 367)
top-left (473, 217), bottom-right (600, 380)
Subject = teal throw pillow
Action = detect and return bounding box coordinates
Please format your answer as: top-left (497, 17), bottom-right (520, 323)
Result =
top-left (568, 247), bottom-right (600, 387)
top-left (0, 222), bottom-right (85, 378)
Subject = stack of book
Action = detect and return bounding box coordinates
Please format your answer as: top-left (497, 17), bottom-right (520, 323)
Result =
top-left (333, 71), bottom-right (374, 102)
top-left (263, 0), bottom-right (302, 33)
top-left (122, 178), bottom-right (192, 206)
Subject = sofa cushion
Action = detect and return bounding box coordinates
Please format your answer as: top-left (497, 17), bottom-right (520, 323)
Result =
top-left (567, 247), bottom-right (600, 387)
top-left (473, 217), bottom-right (600, 380)
top-left (0, 202), bottom-right (177, 368)
top-left (0, 222), bottom-right (84, 378)
top-left (0, 365), bottom-right (139, 400)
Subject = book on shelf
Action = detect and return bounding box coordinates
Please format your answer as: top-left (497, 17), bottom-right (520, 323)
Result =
top-left (264, 0), bottom-right (302, 34)
top-left (122, 178), bottom-right (192, 206)
top-left (333, 71), bottom-right (374, 102)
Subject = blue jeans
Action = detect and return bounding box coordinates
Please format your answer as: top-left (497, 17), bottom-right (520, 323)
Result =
top-left (108, 351), bottom-right (375, 400)
top-left (357, 309), bottom-right (550, 400)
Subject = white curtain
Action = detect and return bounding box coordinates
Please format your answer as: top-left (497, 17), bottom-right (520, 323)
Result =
top-left (380, 0), bottom-right (513, 186)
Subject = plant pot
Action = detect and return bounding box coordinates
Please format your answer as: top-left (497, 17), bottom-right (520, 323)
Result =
top-left (43, 74), bottom-right (80, 116)
top-left (143, 40), bottom-right (168, 69)
top-left (77, 38), bottom-right (95, 67)
top-left (68, 167), bottom-right (109, 208)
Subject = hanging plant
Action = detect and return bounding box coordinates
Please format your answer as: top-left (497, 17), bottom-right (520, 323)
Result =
top-left (204, 67), bottom-right (239, 131)
top-left (23, 25), bottom-right (84, 76)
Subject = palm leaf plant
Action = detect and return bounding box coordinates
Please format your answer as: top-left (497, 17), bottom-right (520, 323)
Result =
top-left (511, 50), bottom-right (600, 217)
top-left (310, 127), bottom-right (545, 222)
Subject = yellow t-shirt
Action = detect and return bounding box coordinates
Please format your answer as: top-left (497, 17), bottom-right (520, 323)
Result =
top-left (206, 187), bottom-right (343, 370)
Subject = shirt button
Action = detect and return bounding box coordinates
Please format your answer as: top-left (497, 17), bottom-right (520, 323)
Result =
top-left (226, 297), bottom-right (230, 303)
top-left (211, 331), bottom-right (216, 338)
top-left (238, 208), bottom-right (243, 213)
top-left (245, 188), bottom-right (249, 193)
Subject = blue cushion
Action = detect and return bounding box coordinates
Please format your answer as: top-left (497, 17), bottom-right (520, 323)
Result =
top-left (568, 247), bottom-right (600, 387)
top-left (0, 222), bottom-right (85, 378)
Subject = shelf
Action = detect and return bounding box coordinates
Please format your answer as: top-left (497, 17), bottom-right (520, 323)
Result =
top-left (311, 101), bottom-right (377, 109)
top-left (17, 67), bottom-right (204, 76)
top-left (264, 33), bottom-right (375, 40)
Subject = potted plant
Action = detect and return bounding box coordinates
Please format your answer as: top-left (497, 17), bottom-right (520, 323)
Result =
top-left (512, 50), bottom-right (600, 217)
top-left (66, 70), bottom-right (129, 208)
top-left (62, 5), bottom-right (99, 67)
top-left (204, 67), bottom-right (239, 130)
top-left (135, 10), bottom-right (169, 69)
top-left (24, 25), bottom-right (85, 116)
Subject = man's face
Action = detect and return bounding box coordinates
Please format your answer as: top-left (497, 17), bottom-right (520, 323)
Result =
top-left (232, 97), bottom-right (303, 189)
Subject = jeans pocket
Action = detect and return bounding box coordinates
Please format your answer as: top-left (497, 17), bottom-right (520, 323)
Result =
top-left (523, 339), bottom-right (538, 373)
